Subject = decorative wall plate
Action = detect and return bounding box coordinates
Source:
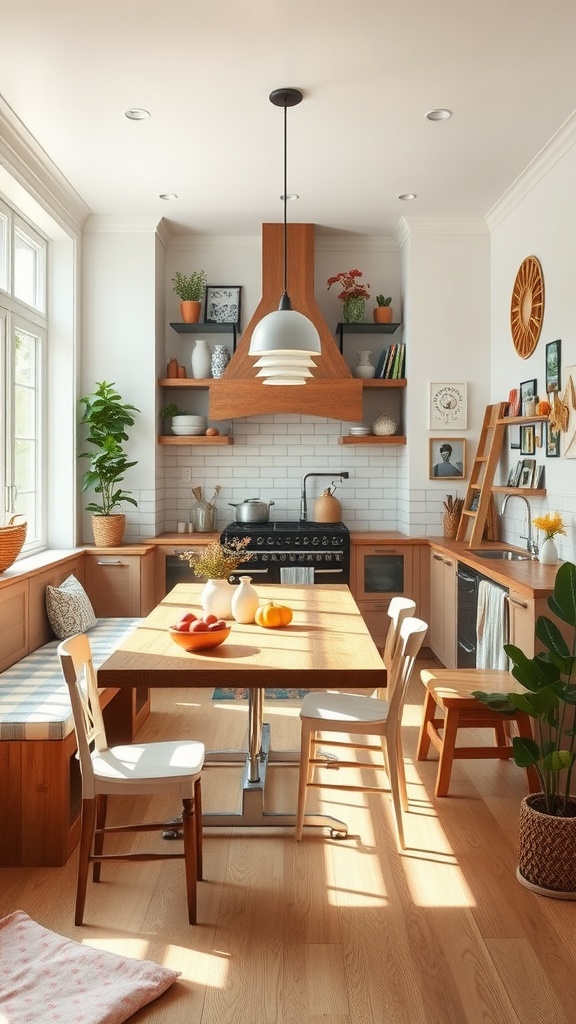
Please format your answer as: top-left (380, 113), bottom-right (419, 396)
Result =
top-left (510, 256), bottom-right (545, 358)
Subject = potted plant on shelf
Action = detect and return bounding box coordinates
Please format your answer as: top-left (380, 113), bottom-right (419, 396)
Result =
top-left (374, 295), bottom-right (393, 324)
top-left (473, 559), bottom-right (576, 898)
top-left (172, 269), bottom-right (207, 324)
top-left (78, 380), bottom-right (140, 547)
top-left (327, 268), bottom-right (370, 324)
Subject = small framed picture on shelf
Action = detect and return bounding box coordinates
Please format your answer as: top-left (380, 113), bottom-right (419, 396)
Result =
top-left (506, 466), bottom-right (517, 486)
top-left (518, 458), bottom-right (536, 488)
top-left (546, 421), bottom-right (561, 457)
top-left (429, 437), bottom-right (465, 479)
top-left (534, 464), bottom-right (545, 489)
top-left (511, 460), bottom-right (524, 487)
top-left (204, 285), bottom-right (242, 328)
top-left (520, 377), bottom-right (538, 415)
top-left (520, 424), bottom-right (535, 455)
top-left (507, 388), bottom-right (521, 417)
top-left (545, 339), bottom-right (561, 393)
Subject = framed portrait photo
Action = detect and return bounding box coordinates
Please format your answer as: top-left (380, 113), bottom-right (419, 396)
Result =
top-left (520, 377), bottom-right (537, 415)
top-left (428, 383), bottom-right (467, 429)
top-left (545, 339), bottom-right (561, 394)
top-left (520, 424), bottom-right (535, 455)
top-left (429, 437), bottom-right (465, 480)
top-left (204, 285), bottom-right (242, 328)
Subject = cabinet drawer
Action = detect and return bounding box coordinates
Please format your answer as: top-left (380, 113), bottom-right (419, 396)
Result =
top-left (84, 553), bottom-right (153, 617)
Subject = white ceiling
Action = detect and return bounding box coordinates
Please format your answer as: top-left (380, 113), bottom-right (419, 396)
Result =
top-left (2, 0), bottom-right (576, 237)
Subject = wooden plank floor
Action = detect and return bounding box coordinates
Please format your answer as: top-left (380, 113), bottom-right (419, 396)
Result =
top-left (2, 653), bottom-right (576, 1024)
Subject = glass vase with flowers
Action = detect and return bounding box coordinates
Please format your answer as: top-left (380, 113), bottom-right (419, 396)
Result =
top-left (532, 511), bottom-right (566, 565)
top-left (327, 269), bottom-right (370, 323)
top-left (179, 537), bottom-right (253, 619)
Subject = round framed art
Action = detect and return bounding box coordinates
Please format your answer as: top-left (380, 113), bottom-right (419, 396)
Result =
top-left (510, 256), bottom-right (544, 358)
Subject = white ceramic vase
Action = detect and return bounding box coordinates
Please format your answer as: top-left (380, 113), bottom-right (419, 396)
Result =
top-left (539, 537), bottom-right (558, 565)
top-left (191, 339), bottom-right (212, 379)
top-left (231, 575), bottom-right (260, 624)
top-left (353, 350), bottom-right (375, 379)
top-left (200, 578), bottom-right (234, 620)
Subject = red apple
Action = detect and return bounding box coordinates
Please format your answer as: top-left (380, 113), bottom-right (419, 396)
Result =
top-left (208, 620), bottom-right (227, 632)
top-left (176, 612), bottom-right (197, 630)
top-left (190, 619), bottom-right (210, 632)
top-left (204, 613), bottom-right (219, 625)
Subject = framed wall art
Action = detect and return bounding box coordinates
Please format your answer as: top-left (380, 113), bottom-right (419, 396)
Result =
top-left (520, 425), bottom-right (535, 455)
top-left (518, 458), bottom-right (536, 488)
top-left (546, 421), bottom-right (560, 457)
top-left (545, 339), bottom-right (561, 394)
top-left (428, 382), bottom-right (467, 429)
top-left (519, 377), bottom-right (537, 415)
top-left (204, 285), bottom-right (242, 328)
top-left (429, 437), bottom-right (465, 479)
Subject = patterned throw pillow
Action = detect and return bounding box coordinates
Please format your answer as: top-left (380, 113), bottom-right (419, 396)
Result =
top-left (45, 574), bottom-right (97, 639)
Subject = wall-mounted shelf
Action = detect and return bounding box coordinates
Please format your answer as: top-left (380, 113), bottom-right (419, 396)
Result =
top-left (338, 435), bottom-right (406, 446)
top-left (491, 487), bottom-right (545, 496)
top-left (360, 378), bottom-right (406, 389)
top-left (170, 322), bottom-right (238, 351)
top-left (496, 414), bottom-right (549, 425)
top-left (158, 435), bottom-right (234, 446)
top-left (159, 378), bottom-right (210, 387)
top-left (336, 321), bottom-right (401, 353)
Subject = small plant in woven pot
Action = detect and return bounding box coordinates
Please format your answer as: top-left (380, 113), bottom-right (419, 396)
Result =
top-left (473, 560), bottom-right (576, 895)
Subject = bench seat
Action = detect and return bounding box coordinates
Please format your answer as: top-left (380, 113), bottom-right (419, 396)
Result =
top-left (0, 619), bottom-right (151, 867)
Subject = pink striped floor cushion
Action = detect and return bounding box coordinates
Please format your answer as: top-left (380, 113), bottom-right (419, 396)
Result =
top-left (0, 910), bottom-right (180, 1024)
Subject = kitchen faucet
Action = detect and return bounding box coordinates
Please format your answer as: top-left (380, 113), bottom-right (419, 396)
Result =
top-left (500, 493), bottom-right (538, 557)
top-left (300, 471), bottom-right (349, 521)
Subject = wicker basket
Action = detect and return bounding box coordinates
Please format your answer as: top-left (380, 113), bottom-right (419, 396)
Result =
top-left (0, 515), bottom-right (27, 572)
top-left (517, 794), bottom-right (576, 897)
top-left (91, 514), bottom-right (125, 547)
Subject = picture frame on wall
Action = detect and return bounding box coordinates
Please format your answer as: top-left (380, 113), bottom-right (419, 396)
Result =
top-left (546, 421), bottom-right (561, 457)
top-left (519, 378), bottom-right (538, 415)
top-left (545, 339), bottom-right (561, 393)
top-left (428, 383), bottom-right (467, 429)
top-left (518, 458), bottom-right (536, 488)
top-left (509, 426), bottom-right (521, 449)
top-left (520, 425), bottom-right (535, 455)
top-left (204, 285), bottom-right (242, 328)
top-left (429, 437), bottom-right (465, 479)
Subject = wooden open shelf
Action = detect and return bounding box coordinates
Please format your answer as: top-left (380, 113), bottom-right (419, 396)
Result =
top-left (158, 435), bottom-right (234, 446)
top-left (339, 435), bottom-right (406, 446)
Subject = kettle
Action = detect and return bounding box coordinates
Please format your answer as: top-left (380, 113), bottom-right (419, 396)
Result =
top-left (313, 488), bottom-right (342, 523)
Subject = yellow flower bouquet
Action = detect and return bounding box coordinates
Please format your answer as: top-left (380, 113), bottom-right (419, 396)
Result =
top-left (532, 511), bottom-right (566, 540)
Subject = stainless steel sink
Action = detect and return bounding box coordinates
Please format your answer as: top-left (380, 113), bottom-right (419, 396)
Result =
top-left (470, 549), bottom-right (531, 561)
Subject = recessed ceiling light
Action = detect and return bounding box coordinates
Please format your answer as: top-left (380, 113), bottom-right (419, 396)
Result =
top-left (398, 193), bottom-right (417, 201)
top-left (125, 108), bottom-right (150, 120)
top-left (426, 108), bottom-right (452, 121)
top-left (159, 193), bottom-right (178, 201)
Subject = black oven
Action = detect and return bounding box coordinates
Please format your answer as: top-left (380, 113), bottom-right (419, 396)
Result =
top-left (220, 521), bottom-right (350, 586)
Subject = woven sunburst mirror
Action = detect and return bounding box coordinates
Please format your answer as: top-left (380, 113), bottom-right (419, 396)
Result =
top-left (510, 256), bottom-right (545, 358)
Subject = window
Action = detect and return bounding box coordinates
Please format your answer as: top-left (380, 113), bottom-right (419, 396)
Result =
top-left (0, 197), bottom-right (47, 555)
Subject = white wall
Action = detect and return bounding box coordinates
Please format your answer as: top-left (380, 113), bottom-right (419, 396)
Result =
top-left (489, 125), bottom-right (576, 562)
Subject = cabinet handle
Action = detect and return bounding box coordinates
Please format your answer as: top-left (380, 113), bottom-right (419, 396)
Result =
top-left (432, 553), bottom-right (444, 562)
top-left (373, 548), bottom-right (400, 554)
top-left (507, 595), bottom-right (528, 609)
top-left (96, 559), bottom-right (125, 566)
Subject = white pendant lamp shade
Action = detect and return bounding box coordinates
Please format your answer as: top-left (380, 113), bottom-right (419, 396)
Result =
top-left (249, 87), bottom-right (321, 384)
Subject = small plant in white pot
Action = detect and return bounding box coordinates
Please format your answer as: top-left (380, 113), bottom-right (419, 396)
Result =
top-left (78, 380), bottom-right (140, 547)
top-left (473, 559), bottom-right (576, 897)
top-left (172, 270), bottom-right (207, 323)
top-left (160, 403), bottom-right (206, 437)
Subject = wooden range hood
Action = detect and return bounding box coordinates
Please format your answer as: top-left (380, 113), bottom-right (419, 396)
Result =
top-left (209, 223), bottom-right (363, 421)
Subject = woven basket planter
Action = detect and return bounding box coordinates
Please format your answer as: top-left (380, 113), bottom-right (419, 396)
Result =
top-left (517, 793), bottom-right (576, 899)
top-left (91, 514), bottom-right (126, 548)
top-left (0, 515), bottom-right (27, 572)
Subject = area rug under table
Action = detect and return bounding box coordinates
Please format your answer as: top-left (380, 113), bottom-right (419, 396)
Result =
top-left (0, 910), bottom-right (180, 1024)
top-left (212, 687), bottom-right (309, 700)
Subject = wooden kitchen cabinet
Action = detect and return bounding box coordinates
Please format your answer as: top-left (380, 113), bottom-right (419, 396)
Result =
top-left (429, 546), bottom-right (457, 667)
top-left (83, 546), bottom-right (155, 617)
top-left (351, 539), bottom-right (418, 648)
top-left (507, 588), bottom-right (536, 656)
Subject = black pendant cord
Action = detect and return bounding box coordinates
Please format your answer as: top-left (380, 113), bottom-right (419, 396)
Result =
top-left (283, 99), bottom-right (288, 299)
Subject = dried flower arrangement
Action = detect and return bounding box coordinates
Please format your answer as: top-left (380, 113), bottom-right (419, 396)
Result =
top-left (179, 536), bottom-right (253, 579)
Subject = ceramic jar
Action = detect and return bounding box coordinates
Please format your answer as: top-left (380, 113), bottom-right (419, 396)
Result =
top-left (353, 351), bottom-right (376, 379)
top-left (211, 344), bottom-right (230, 379)
top-left (372, 413), bottom-right (397, 436)
top-left (539, 538), bottom-right (559, 565)
top-left (191, 339), bottom-right (211, 379)
top-left (231, 576), bottom-right (260, 624)
top-left (201, 579), bottom-right (234, 620)
top-left (313, 489), bottom-right (342, 523)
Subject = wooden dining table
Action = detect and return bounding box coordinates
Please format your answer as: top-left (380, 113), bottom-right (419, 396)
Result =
top-left (97, 582), bottom-right (384, 834)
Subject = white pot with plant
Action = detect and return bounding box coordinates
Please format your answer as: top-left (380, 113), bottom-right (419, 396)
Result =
top-left (78, 380), bottom-right (140, 547)
top-left (473, 558), bottom-right (576, 898)
top-left (172, 270), bottom-right (207, 324)
top-left (373, 295), bottom-right (393, 323)
top-left (160, 403), bottom-right (207, 437)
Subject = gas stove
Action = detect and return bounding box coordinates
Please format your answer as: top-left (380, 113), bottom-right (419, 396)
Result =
top-left (220, 521), bottom-right (350, 585)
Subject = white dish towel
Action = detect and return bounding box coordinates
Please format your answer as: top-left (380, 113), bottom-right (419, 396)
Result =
top-left (280, 567), bottom-right (314, 584)
top-left (476, 580), bottom-right (509, 669)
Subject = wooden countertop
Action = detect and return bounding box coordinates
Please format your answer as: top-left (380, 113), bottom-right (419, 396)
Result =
top-left (427, 537), bottom-right (560, 598)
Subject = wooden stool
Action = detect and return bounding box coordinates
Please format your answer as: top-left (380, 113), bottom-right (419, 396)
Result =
top-left (416, 668), bottom-right (539, 797)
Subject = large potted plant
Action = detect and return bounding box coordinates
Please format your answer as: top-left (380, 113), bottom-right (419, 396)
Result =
top-left (172, 269), bottom-right (207, 324)
top-left (78, 380), bottom-right (140, 547)
top-left (473, 559), bottom-right (576, 898)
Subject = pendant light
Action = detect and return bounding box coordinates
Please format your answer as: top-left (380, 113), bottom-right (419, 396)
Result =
top-left (249, 88), bottom-right (321, 385)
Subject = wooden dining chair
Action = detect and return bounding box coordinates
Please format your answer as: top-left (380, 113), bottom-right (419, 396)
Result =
top-left (295, 616), bottom-right (428, 849)
top-left (58, 633), bottom-right (205, 925)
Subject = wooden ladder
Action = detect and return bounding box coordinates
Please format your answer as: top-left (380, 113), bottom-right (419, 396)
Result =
top-left (456, 402), bottom-right (508, 546)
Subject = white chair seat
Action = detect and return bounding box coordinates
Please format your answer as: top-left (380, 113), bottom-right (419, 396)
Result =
top-left (301, 691), bottom-right (390, 725)
top-left (92, 740), bottom-right (205, 788)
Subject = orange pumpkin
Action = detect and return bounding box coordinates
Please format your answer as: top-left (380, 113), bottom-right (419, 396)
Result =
top-left (255, 602), bottom-right (293, 628)
top-left (536, 400), bottom-right (552, 416)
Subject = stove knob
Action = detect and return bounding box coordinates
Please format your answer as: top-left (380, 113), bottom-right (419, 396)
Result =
top-left (322, 536), bottom-right (329, 546)
top-left (261, 552), bottom-right (268, 562)
top-left (303, 536), bottom-right (310, 546)
top-left (289, 552), bottom-right (296, 562)
top-left (326, 552), bottom-right (332, 561)
top-left (316, 553), bottom-right (322, 561)
top-left (294, 536), bottom-right (301, 545)
top-left (257, 536), bottom-right (265, 546)
top-left (312, 536), bottom-right (319, 545)
top-left (267, 536), bottom-right (274, 545)
top-left (280, 553), bottom-right (286, 561)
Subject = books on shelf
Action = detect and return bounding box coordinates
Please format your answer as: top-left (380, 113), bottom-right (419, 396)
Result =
top-left (377, 343), bottom-right (405, 379)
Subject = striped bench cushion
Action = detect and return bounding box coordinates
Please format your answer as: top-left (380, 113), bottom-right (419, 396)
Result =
top-left (0, 619), bottom-right (142, 741)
